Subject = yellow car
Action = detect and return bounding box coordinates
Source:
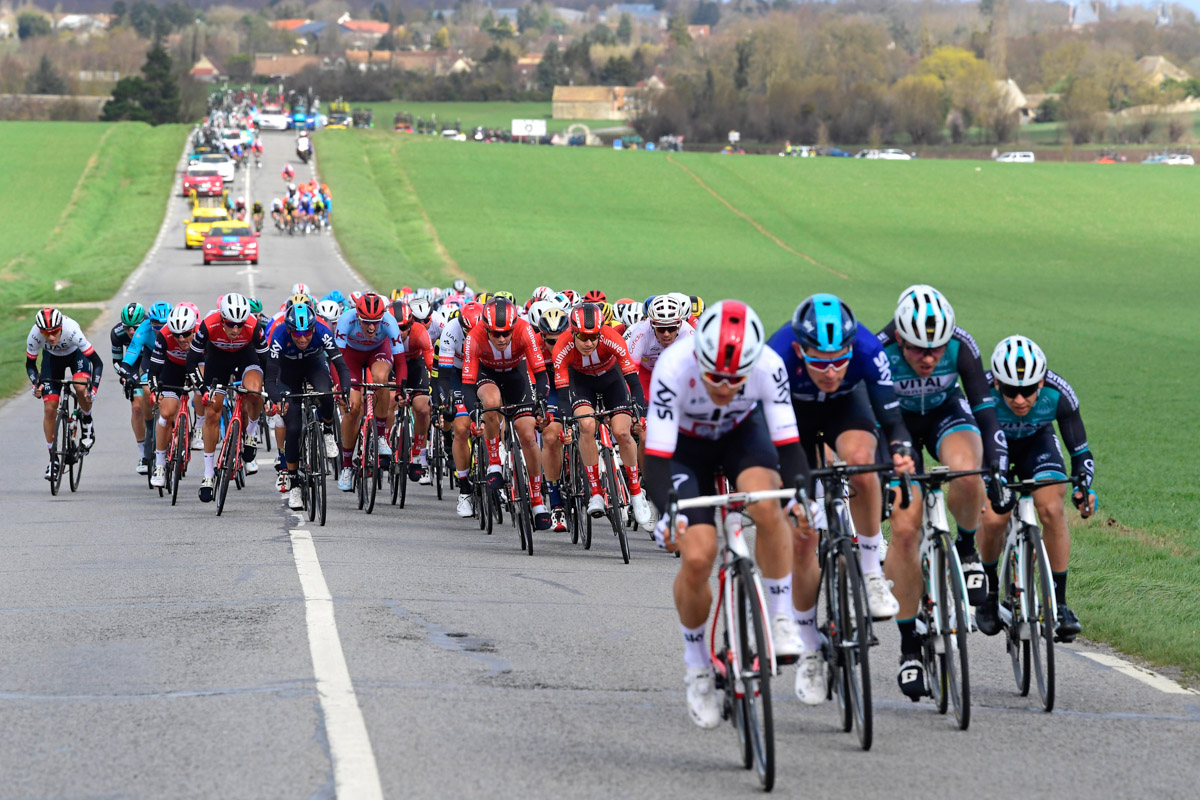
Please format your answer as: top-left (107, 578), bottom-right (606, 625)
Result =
top-left (183, 207), bottom-right (231, 249)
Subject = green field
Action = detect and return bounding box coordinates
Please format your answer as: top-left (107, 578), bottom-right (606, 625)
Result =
top-left (352, 100), bottom-right (629, 134)
top-left (0, 121), bottom-right (188, 396)
top-left (320, 132), bottom-right (1200, 678)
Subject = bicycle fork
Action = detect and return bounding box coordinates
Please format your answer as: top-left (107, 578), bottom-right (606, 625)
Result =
top-left (998, 497), bottom-right (1057, 637)
top-left (918, 489), bottom-right (971, 648)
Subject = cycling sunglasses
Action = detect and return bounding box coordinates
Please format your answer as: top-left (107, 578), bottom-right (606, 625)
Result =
top-left (574, 332), bottom-right (600, 343)
top-left (398, 323), bottom-right (412, 333)
top-left (701, 371), bottom-right (748, 389)
top-left (803, 350), bottom-right (853, 371)
top-left (998, 383), bottom-right (1039, 399)
top-left (903, 343), bottom-right (946, 359)
top-left (652, 324), bottom-right (681, 334)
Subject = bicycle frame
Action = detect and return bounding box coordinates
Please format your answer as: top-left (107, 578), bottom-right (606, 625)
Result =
top-left (998, 493), bottom-right (1059, 634)
top-left (919, 487), bottom-right (969, 645)
top-left (710, 510), bottom-right (777, 688)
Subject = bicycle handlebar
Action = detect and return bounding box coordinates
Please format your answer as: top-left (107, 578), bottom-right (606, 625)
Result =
top-left (666, 483), bottom-right (811, 539)
top-left (905, 467), bottom-right (989, 488)
top-left (350, 381), bottom-right (405, 391)
top-left (811, 461), bottom-right (912, 509)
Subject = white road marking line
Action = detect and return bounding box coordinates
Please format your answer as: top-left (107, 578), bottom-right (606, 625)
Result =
top-left (1077, 651), bottom-right (1200, 695)
top-left (289, 529), bottom-right (383, 798)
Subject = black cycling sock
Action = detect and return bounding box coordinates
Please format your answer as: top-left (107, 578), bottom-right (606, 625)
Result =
top-left (983, 560), bottom-right (999, 595)
top-left (897, 618), bottom-right (920, 657)
top-left (459, 476), bottom-right (472, 494)
top-left (81, 413), bottom-right (93, 424)
top-left (1052, 571), bottom-right (1067, 607)
top-left (955, 526), bottom-right (977, 558)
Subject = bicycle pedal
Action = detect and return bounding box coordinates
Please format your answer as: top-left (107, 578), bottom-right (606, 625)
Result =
top-left (775, 653), bottom-right (799, 667)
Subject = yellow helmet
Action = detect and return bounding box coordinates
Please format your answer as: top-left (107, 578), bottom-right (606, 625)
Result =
top-left (538, 307), bottom-right (569, 337)
top-left (476, 292), bottom-right (492, 305)
top-left (494, 290), bottom-right (515, 303)
top-left (390, 289), bottom-right (404, 301)
top-left (600, 301), bottom-right (615, 326)
top-left (286, 293), bottom-right (311, 309)
top-left (690, 295), bottom-right (705, 317)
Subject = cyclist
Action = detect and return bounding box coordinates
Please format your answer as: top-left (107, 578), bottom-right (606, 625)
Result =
top-left (271, 197), bottom-right (284, 229)
top-left (110, 302), bottom-right (152, 474)
top-left (582, 289), bottom-right (606, 305)
top-left (688, 295), bottom-right (705, 326)
top-left (535, 307), bottom-right (571, 531)
top-left (27, 308), bottom-right (104, 481)
top-left (626, 293), bottom-right (694, 467)
top-left (767, 294), bottom-right (922, 700)
top-left (265, 302), bottom-right (350, 510)
top-left (185, 293), bottom-right (269, 503)
top-left (461, 297), bottom-right (551, 530)
top-left (451, 277), bottom-right (475, 300)
top-left (251, 199), bottom-right (264, 231)
top-left (876, 286), bottom-right (1009, 609)
top-left (233, 196), bottom-right (247, 222)
top-left (391, 301), bottom-right (436, 483)
top-left (335, 293), bottom-right (407, 492)
top-left (976, 336), bottom-right (1095, 643)
top-left (552, 303), bottom-right (652, 527)
top-left (438, 302), bottom-right (484, 517)
top-left (147, 305), bottom-right (200, 488)
top-left (282, 163), bottom-right (295, 183)
top-left (644, 300), bottom-right (810, 727)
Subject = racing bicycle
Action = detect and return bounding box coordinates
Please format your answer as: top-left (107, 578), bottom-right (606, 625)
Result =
top-left (46, 378), bottom-right (90, 496)
top-left (350, 381), bottom-right (403, 514)
top-left (564, 406), bottom-right (631, 563)
top-left (158, 384), bottom-right (194, 506)
top-left (213, 383), bottom-right (255, 516)
top-left (286, 388), bottom-right (335, 526)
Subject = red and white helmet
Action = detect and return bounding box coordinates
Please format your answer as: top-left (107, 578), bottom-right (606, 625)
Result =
top-left (291, 282), bottom-right (311, 296)
top-left (531, 285), bottom-right (555, 303)
top-left (35, 307), bottom-right (63, 332)
top-left (694, 300), bottom-right (766, 378)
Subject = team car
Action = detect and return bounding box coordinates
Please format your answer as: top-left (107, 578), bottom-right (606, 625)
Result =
top-left (183, 206), bottom-right (231, 249)
top-left (202, 220), bottom-right (259, 265)
top-left (181, 165), bottom-right (224, 197)
top-left (195, 152), bottom-right (236, 183)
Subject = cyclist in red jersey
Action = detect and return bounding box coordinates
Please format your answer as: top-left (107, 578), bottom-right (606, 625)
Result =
top-left (552, 303), bottom-right (652, 527)
top-left (534, 307), bottom-right (570, 530)
top-left (461, 297), bottom-right (552, 530)
top-left (184, 293), bottom-right (268, 502)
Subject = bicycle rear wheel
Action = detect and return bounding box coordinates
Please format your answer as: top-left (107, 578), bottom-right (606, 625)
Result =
top-left (398, 414), bottom-right (411, 509)
top-left (389, 422), bottom-right (402, 505)
top-left (940, 544), bottom-right (971, 730)
top-left (601, 447), bottom-right (629, 563)
top-left (733, 560), bottom-right (774, 791)
top-left (431, 425), bottom-right (444, 500)
top-left (216, 418), bottom-right (240, 516)
top-left (838, 544), bottom-right (873, 750)
top-left (1027, 526), bottom-right (1055, 712)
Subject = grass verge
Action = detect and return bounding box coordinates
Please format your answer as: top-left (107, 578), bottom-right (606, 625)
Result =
top-left (319, 132), bottom-right (1200, 679)
top-left (0, 121), bottom-right (189, 396)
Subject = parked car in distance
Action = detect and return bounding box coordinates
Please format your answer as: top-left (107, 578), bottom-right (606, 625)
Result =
top-left (996, 151), bottom-right (1036, 163)
top-left (856, 148), bottom-right (913, 160)
top-left (818, 146), bottom-right (853, 157)
top-left (258, 113), bottom-right (290, 131)
top-left (196, 152), bottom-right (236, 182)
top-left (1165, 153), bottom-right (1195, 165)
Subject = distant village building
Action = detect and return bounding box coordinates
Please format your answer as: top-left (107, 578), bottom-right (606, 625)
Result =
top-left (516, 54), bottom-right (543, 91)
top-left (1068, 2), bottom-right (1100, 29)
top-left (253, 53), bottom-right (323, 79)
top-left (1136, 56), bottom-right (1191, 86)
top-left (189, 56), bottom-right (222, 82)
top-left (337, 15), bottom-right (389, 49)
top-left (56, 14), bottom-right (110, 34)
top-left (687, 25), bottom-right (710, 39)
top-left (1155, 3), bottom-right (1173, 28)
top-left (553, 85), bottom-right (639, 120)
top-left (604, 4), bottom-right (667, 30)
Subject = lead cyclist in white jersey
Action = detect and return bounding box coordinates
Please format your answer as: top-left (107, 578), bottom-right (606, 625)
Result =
top-left (643, 300), bottom-right (814, 729)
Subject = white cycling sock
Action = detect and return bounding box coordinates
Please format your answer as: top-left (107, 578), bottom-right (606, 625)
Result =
top-left (761, 575), bottom-right (793, 620)
top-left (204, 451), bottom-right (216, 478)
top-left (859, 532), bottom-right (883, 576)
top-left (793, 605), bottom-right (821, 652)
top-left (682, 623), bottom-right (708, 670)
top-left (135, 440), bottom-right (145, 457)
top-left (156, 449), bottom-right (167, 468)
top-left (245, 419), bottom-right (259, 437)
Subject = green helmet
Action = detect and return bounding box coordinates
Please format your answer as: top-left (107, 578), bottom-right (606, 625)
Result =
top-left (494, 290), bottom-right (515, 303)
top-left (247, 297), bottom-right (263, 315)
top-left (121, 302), bottom-right (147, 327)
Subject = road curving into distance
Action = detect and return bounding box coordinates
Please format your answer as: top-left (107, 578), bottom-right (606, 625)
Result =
top-left (0, 130), bottom-right (1195, 799)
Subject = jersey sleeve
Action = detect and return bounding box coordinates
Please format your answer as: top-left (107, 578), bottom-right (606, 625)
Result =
top-left (1049, 372), bottom-right (1093, 479)
top-left (604, 328), bottom-right (638, 374)
top-left (875, 319), bottom-right (896, 348)
top-left (856, 326), bottom-right (911, 445)
top-left (519, 323), bottom-right (545, 374)
top-left (109, 324), bottom-right (126, 365)
top-left (26, 327), bottom-right (42, 359)
top-left (954, 328), bottom-right (1007, 470)
top-left (755, 349), bottom-right (800, 446)
top-left (551, 336), bottom-right (573, 389)
top-left (437, 324), bottom-right (458, 367)
top-left (461, 328), bottom-right (479, 385)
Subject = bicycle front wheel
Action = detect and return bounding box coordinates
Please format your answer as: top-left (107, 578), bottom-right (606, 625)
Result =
top-left (510, 440), bottom-right (532, 555)
top-left (1027, 525), bottom-right (1055, 712)
top-left (50, 409), bottom-right (67, 496)
top-left (838, 543), bottom-right (873, 750)
top-left (733, 560), bottom-right (774, 791)
top-left (216, 418), bottom-right (240, 516)
top-left (68, 418), bottom-right (83, 492)
top-left (170, 418), bottom-right (186, 506)
top-left (601, 447), bottom-right (629, 563)
top-left (313, 419), bottom-right (328, 527)
top-left (939, 543), bottom-right (971, 730)
top-left (1006, 542), bottom-right (1031, 696)
top-left (364, 425), bottom-right (378, 514)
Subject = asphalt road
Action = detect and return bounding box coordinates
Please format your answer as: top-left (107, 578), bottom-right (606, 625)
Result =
top-left (1, 130), bottom-right (1196, 799)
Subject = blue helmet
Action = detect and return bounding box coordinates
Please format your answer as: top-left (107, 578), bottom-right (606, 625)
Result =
top-left (322, 290), bottom-right (345, 305)
top-left (147, 301), bottom-right (173, 325)
top-left (286, 302), bottom-right (316, 334)
top-left (792, 294), bottom-right (857, 353)
top-left (643, 295), bottom-right (656, 314)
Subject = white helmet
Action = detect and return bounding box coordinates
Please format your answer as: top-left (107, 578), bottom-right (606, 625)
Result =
top-left (620, 302), bottom-right (645, 328)
top-left (895, 285), bottom-right (955, 349)
top-left (531, 285), bottom-right (555, 303)
top-left (291, 282), bottom-right (310, 296)
top-left (316, 299), bottom-right (342, 324)
top-left (991, 336), bottom-right (1047, 387)
top-left (694, 300), bottom-right (765, 378)
top-left (166, 304), bottom-right (198, 336)
top-left (452, 278), bottom-right (467, 293)
top-left (408, 297), bottom-right (432, 322)
top-left (647, 293), bottom-right (690, 326)
top-left (219, 292), bottom-right (251, 325)
top-left (527, 300), bottom-right (550, 328)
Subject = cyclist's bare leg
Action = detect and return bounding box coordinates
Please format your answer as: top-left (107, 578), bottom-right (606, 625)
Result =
top-left (478, 383), bottom-right (502, 440)
top-left (157, 396), bottom-right (179, 451)
top-left (240, 369), bottom-right (264, 419)
top-left (883, 483), bottom-right (924, 619)
top-left (130, 392), bottom-right (147, 439)
top-left (542, 421), bottom-right (563, 481)
top-left (611, 412), bottom-right (638, 467)
top-left (75, 381), bottom-right (92, 414)
top-left (452, 414), bottom-right (472, 472)
top-left (369, 361), bottom-right (391, 428)
top-left (978, 504), bottom-right (1009, 564)
top-left (938, 429), bottom-right (985, 533)
top-left (576, 404), bottom-right (598, 466)
top-left (413, 393), bottom-right (431, 449)
top-left (203, 390), bottom-right (225, 453)
top-left (341, 388), bottom-right (363, 455)
top-left (674, 523), bottom-right (718, 628)
top-left (739, 466), bottom-right (792, 580)
top-left (1033, 482), bottom-right (1070, 572)
top-left (42, 397), bottom-right (58, 443)
top-left (836, 429), bottom-right (882, 544)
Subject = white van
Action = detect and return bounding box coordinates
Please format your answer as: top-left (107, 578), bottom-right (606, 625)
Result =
top-left (996, 151), bottom-right (1036, 163)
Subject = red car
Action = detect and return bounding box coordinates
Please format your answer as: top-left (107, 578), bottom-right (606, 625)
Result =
top-left (202, 221), bottom-right (259, 265)
top-left (182, 168), bottom-right (224, 197)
